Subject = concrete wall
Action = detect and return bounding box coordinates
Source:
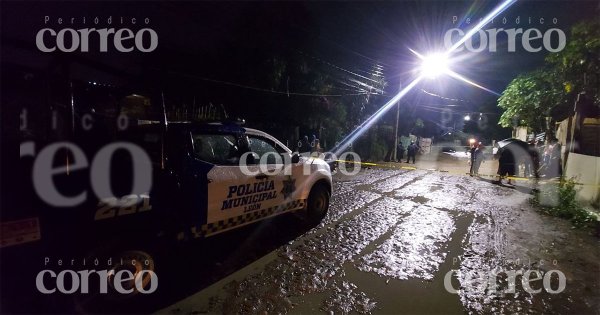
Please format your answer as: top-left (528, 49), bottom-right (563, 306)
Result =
top-left (565, 153), bottom-right (600, 203)
top-left (556, 117), bottom-right (572, 163)
top-left (513, 127), bottom-right (528, 141)
top-left (419, 138), bottom-right (432, 155)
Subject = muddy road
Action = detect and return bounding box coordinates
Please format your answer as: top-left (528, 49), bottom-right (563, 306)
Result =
top-left (159, 168), bottom-right (599, 315)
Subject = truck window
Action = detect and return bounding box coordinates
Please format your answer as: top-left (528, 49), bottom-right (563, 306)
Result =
top-left (248, 136), bottom-right (285, 164)
top-left (192, 134), bottom-right (241, 165)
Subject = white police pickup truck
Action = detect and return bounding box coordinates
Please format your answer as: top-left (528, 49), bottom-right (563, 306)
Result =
top-left (4, 120), bottom-right (332, 310)
top-left (157, 121), bottom-right (333, 240)
top-left (8, 121), bottom-right (332, 250)
top-left (68, 120), bottom-right (333, 243)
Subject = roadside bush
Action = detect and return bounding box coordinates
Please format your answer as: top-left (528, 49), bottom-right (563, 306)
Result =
top-left (530, 178), bottom-right (597, 228)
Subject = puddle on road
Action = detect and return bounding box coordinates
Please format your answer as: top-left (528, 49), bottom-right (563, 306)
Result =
top-left (392, 175), bottom-right (475, 211)
top-left (321, 281), bottom-right (377, 314)
top-left (357, 206), bottom-right (455, 280)
top-left (342, 211), bottom-right (474, 314)
top-left (371, 170), bottom-right (428, 194)
top-left (338, 169), bottom-right (407, 186)
top-left (321, 185), bottom-right (381, 226)
top-left (429, 184), bottom-right (443, 192)
top-left (162, 170), bottom-right (600, 315)
top-left (411, 195), bottom-right (430, 204)
top-left (343, 267), bottom-right (464, 314)
top-left (196, 197), bottom-right (410, 314)
top-left (452, 209), bottom-right (561, 314)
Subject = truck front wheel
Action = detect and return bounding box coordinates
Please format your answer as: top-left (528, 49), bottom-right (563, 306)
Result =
top-left (306, 184), bottom-right (330, 223)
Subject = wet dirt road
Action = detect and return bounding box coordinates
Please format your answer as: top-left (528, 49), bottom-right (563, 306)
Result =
top-left (161, 168), bottom-right (600, 315)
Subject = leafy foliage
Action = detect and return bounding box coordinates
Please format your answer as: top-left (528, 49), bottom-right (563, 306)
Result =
top-left (531, 178), bottom-right (597, 228)
top-left (546, 20), bottom-right (600, 105)
top-left (498, 20), bottom-right (600, 131)
top-left (498, 69), bottom-right (564, 130)
top-left (498, 70), bottom-right (563, 131)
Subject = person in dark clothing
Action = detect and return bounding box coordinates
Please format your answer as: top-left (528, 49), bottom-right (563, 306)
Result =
top-left (469, 144), bottom-right (477, 176)
top-left (472, 143), bottom-right (485, 176)
top-left (298, 135), bottom-right (311, 154)
top-left (545, 138), bottom-right (562, 178)
top-left (496, 147), bottom-right (517, 185)
top-left (397, 142), bottom-right (405, 162)
top-left (406, 141), bottom-right (417, 164)
top-left (527, 141), bottom-right (540, 178)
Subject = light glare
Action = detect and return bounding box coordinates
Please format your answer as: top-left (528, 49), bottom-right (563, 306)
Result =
top-left (420, 54), bottom-right (449, 78)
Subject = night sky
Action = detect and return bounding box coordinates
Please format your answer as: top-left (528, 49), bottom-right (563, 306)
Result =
top-left (2, 1), bottom-right (599, 133)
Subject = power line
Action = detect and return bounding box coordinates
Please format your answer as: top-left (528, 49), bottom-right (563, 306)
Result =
top-left (418, 105), bottom-right (500, 115)
top-left (167, 71), bottom-right (370, 97)
top-left (297, 50), bottom-right (385, 93)
top-left (318, 36), bottom-right (393, 68)
top-left (420, 89), bottom-right (470, 103)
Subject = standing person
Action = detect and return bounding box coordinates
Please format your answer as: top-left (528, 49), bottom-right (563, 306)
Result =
top-left (542, 143), bottom-right (551, 169)
top-left (469, 144), bottom-right (477, 176)
top-left (496, 146), bottom-right (516, 185)
top-left (298, 135), bottom-right (311, 154)
top-left (397, 141), bottom-right (405, 162)
top-left (406, 141), bottom-right (417, 164)
top-left (472, 143), bottom-right (485, 176)
top-left (546, 138), bottom-right (562, 178)
top-left (310, 135), bottom-right (317, 153)
top-left (527, 141), bottom-right (540, 178)
top-left (312, 139), bottom-right (321, 154)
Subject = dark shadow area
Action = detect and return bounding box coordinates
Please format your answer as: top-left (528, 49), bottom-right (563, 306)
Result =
top-left (1, 213), bottom-right (316, 314)
top-left (476, 176), bottom-right (538, 196)
top-left (137, 214), bottom-right (315, 315)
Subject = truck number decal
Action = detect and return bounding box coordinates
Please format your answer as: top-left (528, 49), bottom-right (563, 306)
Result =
top-left (94, 194), bottom-right (152, 220)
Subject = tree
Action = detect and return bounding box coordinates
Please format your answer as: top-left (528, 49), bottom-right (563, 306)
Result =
top-left (498, 20), bottom-right (600, 132)
top-left (498, 69), bottom-right (563, 132)
top-left (546, 20), bottom-right (600, 105)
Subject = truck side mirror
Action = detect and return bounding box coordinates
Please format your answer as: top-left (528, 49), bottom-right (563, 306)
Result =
top-left (291, 153), bottom-right (300, 163)
top-left (242, 152), bottom-right (259, 165)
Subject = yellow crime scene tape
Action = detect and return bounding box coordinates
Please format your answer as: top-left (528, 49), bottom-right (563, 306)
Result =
top-left (333, 160), bottom-right (600, 188)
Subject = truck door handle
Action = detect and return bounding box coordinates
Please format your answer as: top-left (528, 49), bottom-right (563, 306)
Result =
top-left (255, 174), bottom-right (269, 180)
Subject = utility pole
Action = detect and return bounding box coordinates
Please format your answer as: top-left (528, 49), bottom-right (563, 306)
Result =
top-left (392, 82), bottom-right (401, 162)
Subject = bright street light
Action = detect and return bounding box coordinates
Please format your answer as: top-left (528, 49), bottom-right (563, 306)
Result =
top-left (419, 53), bottom-right (450, 79)
top-left (464, 114), bottom-right (471, 121)
top-left (333, 0), bottom-right (517, 156)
